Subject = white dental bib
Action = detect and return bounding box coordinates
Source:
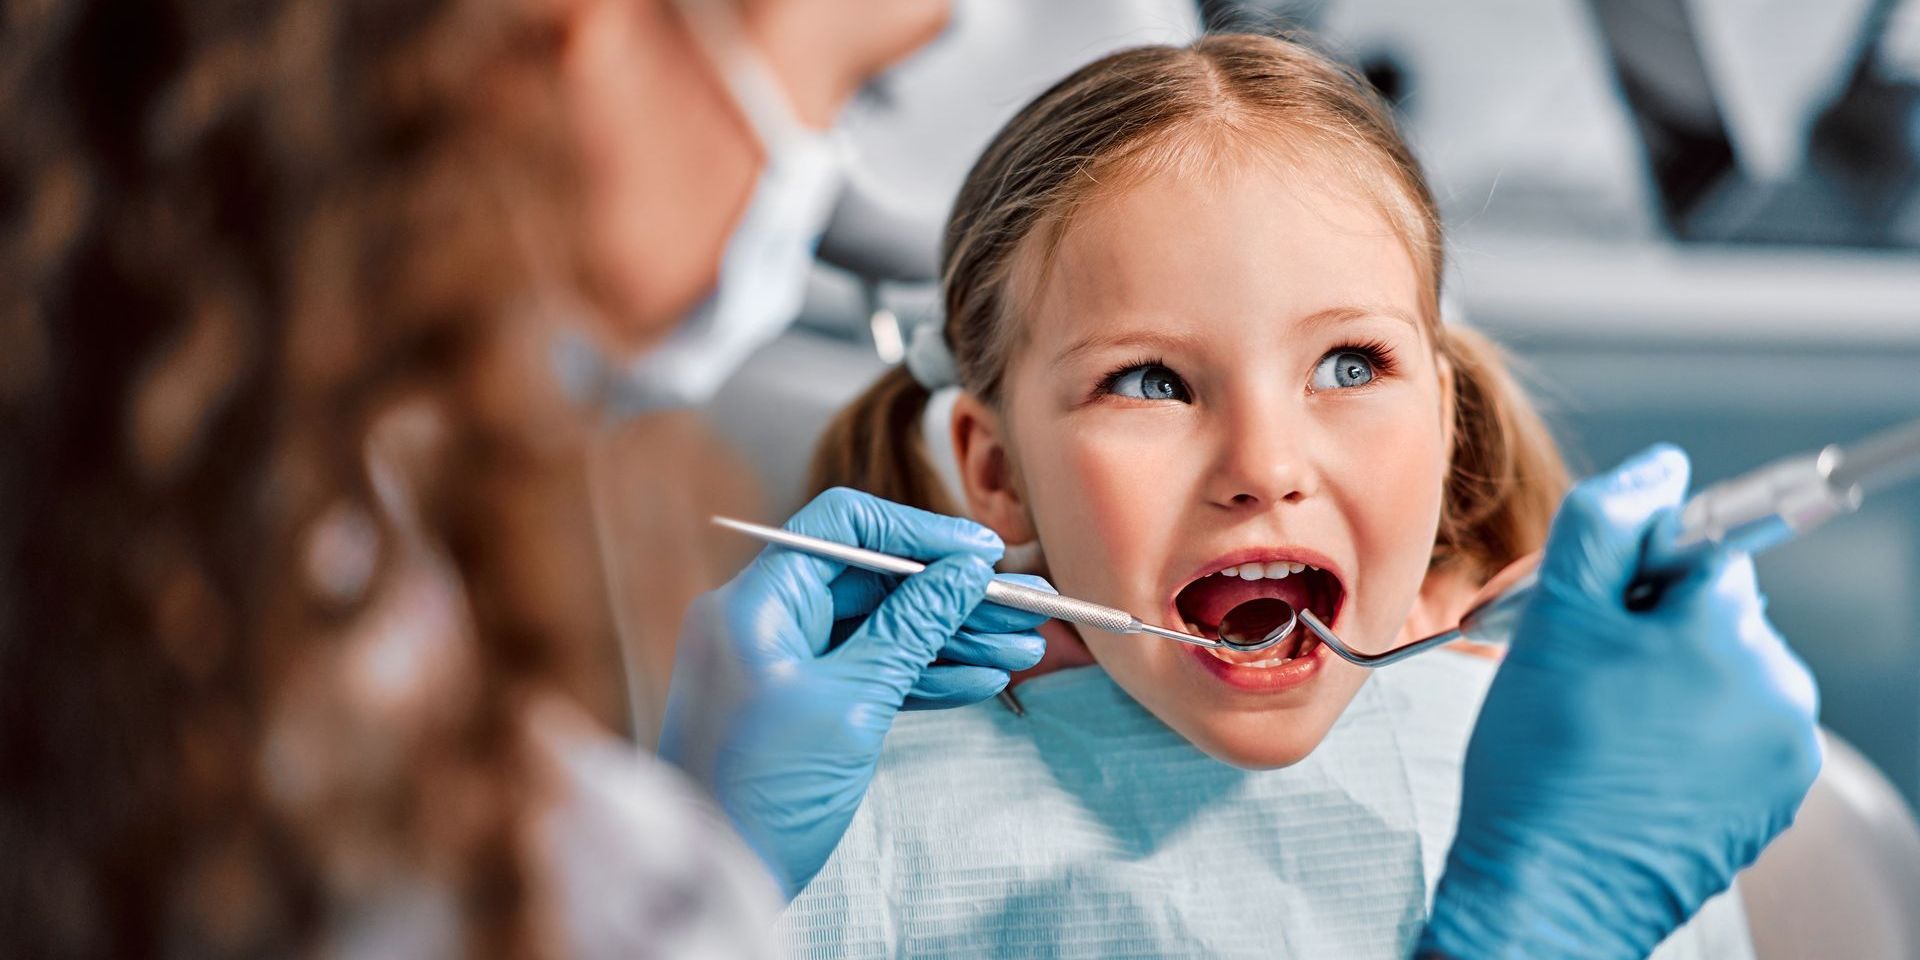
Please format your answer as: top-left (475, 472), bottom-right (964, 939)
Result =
top-left (778, 650), bottom-right (1752, 959)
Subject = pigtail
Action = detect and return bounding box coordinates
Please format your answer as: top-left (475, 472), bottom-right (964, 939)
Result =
top-left (805, 365), bottom-right (961, 516)
top-left (1435, 325), bottom-right (1571, 576)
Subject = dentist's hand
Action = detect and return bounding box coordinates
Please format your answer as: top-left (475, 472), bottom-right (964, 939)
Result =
top-left (657, 488), bottom-right (1048, 899)
top-left (1421, 445), bottom-right (1821, 960)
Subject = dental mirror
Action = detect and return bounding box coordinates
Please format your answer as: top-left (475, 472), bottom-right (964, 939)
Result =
top-left (1216, 598), bottom-right (1299, 652)
top-left (1217, 598), bottom-right (1393, 667)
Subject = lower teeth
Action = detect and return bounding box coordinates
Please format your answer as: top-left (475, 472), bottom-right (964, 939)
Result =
top-left (1207, 650), bottom-right (1295, 668)
top-left (1182, 618), bottom-right (1320, 669)
top-left (1207, 639), bottom-right (1319, 669)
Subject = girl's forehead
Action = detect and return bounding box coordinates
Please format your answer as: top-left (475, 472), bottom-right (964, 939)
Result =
top-left (1022, 161), bottom-right (1427, 348)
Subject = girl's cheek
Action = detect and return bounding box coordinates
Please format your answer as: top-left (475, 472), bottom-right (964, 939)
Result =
top-left (1338, 401), bottom-right (1450, 604)
top-left (1053, 429), bottom-right (1155, 581)
top-left (1348, 408), bottom-right (1447, 499)
top-left (1029, 416), bottom-right (1188, 601)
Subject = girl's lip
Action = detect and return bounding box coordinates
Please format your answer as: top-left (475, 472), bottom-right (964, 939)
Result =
top-left (1173, 546), bottom-right (1346, 591)
top-left (1182, 639), bottom-right (1325, 693)
top-left (1163, 548), bottom-right (1349, 643)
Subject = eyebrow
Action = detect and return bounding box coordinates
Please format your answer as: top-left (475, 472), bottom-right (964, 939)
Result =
top-left (1050, 330), bottom-right (1209, 369)
top-left (1050, 305), bottom-right (1420, 369)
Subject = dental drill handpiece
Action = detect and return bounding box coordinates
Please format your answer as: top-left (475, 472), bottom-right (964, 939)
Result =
top-left (1299, 416), bottom-right (1920, 667)
top-left (710, 517), bottom-right (1262, 652)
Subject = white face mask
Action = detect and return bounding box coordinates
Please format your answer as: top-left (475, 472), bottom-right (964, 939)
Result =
top-left (589, 1), bottom-right (847, 413)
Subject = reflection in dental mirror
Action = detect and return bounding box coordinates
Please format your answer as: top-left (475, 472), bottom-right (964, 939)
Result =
top-left (1217, 597), bottom-right (1299, 652)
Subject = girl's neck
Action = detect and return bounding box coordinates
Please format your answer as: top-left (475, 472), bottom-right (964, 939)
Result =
top-left (1400, 562), bottom-right (1503, 661)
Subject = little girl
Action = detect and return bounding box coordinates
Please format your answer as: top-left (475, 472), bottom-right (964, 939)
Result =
top-left (789, 35), bottom-right (1753, 958)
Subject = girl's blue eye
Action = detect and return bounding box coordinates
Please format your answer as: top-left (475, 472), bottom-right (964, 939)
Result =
top-left (1311, 350), bottom-right (1377, 390)
top-left (1107, 363), bottom-right (1191, 402)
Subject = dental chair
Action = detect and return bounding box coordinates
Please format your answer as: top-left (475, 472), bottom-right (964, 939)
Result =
top-left (1741, 733), bottom-right (1920, 959)
top-left (701, 2), bottom-right (1920, 955)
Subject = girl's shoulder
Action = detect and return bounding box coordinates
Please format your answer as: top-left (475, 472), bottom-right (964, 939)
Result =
top-left (1371, 646), bottom-right (1501, 731)
top-left (1361, 648), bottom-right (1502, 899)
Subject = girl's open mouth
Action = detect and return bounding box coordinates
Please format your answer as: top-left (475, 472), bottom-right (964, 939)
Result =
top-left (1172, 556), bottom-right (1345, 673)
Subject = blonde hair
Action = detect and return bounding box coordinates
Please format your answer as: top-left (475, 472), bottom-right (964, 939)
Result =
top-left (809, 34), bottom-right (1569, 578)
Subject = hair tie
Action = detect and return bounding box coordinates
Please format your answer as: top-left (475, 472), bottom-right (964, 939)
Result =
top-left (904, 321), bottom-right (958, 390)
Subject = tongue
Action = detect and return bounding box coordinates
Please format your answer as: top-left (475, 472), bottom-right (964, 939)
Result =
top-left (1177, 575), bottom-right (1317, 633)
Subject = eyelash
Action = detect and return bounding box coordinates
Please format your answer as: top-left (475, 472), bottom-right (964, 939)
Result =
top-left (1323, 338), bottom-right (1398, 382)
top-left (1091, 355), bottom-right (1174, 401)
top-left (1090, 339), bottom-right (1401, 402)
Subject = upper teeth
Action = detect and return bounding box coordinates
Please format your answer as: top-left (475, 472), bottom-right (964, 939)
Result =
top-left (1216, 561), bottom-right (1312, 580)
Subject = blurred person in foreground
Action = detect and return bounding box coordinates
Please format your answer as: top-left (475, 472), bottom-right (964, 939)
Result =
top-left (0, 0), bottom-right (944, 955)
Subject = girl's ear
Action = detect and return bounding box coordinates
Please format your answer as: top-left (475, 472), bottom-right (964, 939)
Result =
top-left (1436, 345), bottom-right (1458, 455)
top-left (951, 391), bottom-right (1038, 545)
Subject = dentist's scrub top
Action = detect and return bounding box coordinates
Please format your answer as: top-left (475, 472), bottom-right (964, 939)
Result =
top-left (778, 650), bottom-right (1754, 960)
top-left (325, 697), bottom-right (782, 959)
top-left (315, 454), bottom-right (781, 959)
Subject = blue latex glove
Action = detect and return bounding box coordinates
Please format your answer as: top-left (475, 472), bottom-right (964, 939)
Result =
top-left (1420, 445), bottom-right (1821, 960)
top-left (658, 488), bottom-right (1050, 899)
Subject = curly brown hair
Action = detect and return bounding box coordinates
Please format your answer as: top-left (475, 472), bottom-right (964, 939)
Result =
top-left (0, 0), bottom-right (604, 955)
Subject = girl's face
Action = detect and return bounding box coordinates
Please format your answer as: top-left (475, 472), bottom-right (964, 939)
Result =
top-left (965, 159), bottom-right (1450, 767)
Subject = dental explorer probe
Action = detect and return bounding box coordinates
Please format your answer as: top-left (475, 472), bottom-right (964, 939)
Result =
top-left (710, 516), bottom-right (1298, 654)
top-left (1253, 415), bottom-right (1920, 668)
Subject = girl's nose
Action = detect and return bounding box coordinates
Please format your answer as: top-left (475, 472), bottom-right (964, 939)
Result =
top-left (1205, 405), bottom-right (1320, 510)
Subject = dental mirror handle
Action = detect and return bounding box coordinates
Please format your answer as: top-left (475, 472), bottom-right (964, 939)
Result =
top-left (1452, 439), bottom-right (1876, 645)
top-left (711, 516), bottom-right (1213, 645)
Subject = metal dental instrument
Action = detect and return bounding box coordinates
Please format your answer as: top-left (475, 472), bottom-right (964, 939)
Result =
top-left (1267, 415), bottom-right (1920, 669)
top-left (711, 516), bottom-right (1296, 653)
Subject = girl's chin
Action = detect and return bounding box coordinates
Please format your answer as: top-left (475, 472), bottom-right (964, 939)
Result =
top-left (1089, 640), bottom-right (1361, 768)
top-left (1173, 713), bottom-right (1339, 770)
